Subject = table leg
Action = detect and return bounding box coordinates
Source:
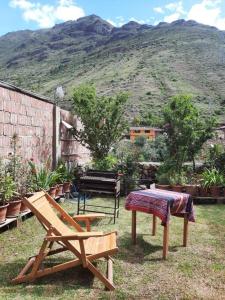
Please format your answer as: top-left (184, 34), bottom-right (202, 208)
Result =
top-left (163, 222), bottom-right (169, 259)
top-left (132, 211), bottom-right (136, 245)
top-left (152, 215), bottom-right (157, 236)
top-left (183, 214), bottom-right (189, 247)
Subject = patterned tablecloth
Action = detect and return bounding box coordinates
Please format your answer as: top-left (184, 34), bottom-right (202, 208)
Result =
top-left (125, 188), bottom-right (195, 225)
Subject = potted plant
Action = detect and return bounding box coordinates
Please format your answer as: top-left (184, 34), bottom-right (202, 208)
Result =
top-left (201, 169), bottom-right (224, 197)
top-left (56, 162), bottom-right (74, 194)
top-left (168, 171), bottom-right (187, 193)
top-left (0, 173), bottom-right (19, 218)
top-left (155, 172), bottom-right (171, 190)
top-left (183, 173), bottom-right (200, 196)
top-left (28, 161), bottom-right (60, 197)
top-left (0, 195), bottom-right (9, 224)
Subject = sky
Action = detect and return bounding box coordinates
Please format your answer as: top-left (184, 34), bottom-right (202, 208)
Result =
top-left (0, 0), bottom-right (225, 36)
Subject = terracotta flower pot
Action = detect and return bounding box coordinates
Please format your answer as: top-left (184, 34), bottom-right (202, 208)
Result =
top-left (55, 184), bottom-right (64, 197)
top-left (172, 185), bottom-right (183, 193)
top-left (20, 199), bottom-right (29, 213)
top-left (199, 186), bottom-right (209, 197)
top-left (210, 186), bottom-right (221, 198)
top-left (63, 182), bottom-right (71, 193)
top-left (155, 184), bottom-right (171, 191)
top-left (0, 203), bottom-right (9, 224)
top-left (184, 185), bottom-right (199, 196)
top-left (48, 186), bottom-right (57, 198)
top-left (6, 199), bottom-right (22, 218)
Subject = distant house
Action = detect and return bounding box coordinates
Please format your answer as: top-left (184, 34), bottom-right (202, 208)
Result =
top-left (129, 127), bottom-right (163, 141)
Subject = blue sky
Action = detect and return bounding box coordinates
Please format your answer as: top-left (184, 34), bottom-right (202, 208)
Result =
top-left (0, 0), bottom-right (225, 36)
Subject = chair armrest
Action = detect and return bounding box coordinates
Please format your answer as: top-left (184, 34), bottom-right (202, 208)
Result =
top-left (45, 232), bottom-right (103, 241)
top-left (73, 213), bottom-right (105, 221)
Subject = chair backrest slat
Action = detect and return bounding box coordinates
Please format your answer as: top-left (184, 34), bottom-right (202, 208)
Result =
top-left (24, 191), bottom-right (83, 234)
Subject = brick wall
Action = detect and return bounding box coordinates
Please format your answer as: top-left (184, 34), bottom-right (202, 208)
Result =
top-left (0, 83), bottom-right (90, 165)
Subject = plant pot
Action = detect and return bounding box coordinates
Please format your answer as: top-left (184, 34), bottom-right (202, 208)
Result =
top-left (210, 186), bottom-right (221, 198)
top-left (20, 198), bottom-right (29, 213)
top-left (0, 203), bottom-right (9, 224)
top-left (199, 186), bottom-right (209, 197)
top-left (184, 185), bottom-right (199, 196)
top-left (63, 182), bottom-right (71, 193)
top-left (48, 186), bottom-right (57, 198)
top-left (6, 199), bottom-right (22, 218)
top-left (155, 184), bottom-right (171, 190)
top-left (55, 184), bottom-right (64, 197)
top-left (171, 185), bottom-right (183, 193)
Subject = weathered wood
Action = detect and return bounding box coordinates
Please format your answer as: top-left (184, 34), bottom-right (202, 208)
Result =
top-left (88, 261), bottom-right (115, 291)
top-left (163, 223), bottom-right (169, 260)
top-left (152, 214), bottom-right (157, 236)
top-left (183, 214), bottom-right (189, 247)
top-left (132, 211), bottom-right (136, 245)
top-left (107, 257), bottom-right (113, 284)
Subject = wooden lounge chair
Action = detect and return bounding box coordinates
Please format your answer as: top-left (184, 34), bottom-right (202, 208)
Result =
top-left (12, 191), bottom-right (118, 290)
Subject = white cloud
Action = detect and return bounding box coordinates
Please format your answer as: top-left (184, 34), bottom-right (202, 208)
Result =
top-left (9, 0), bottom-right (85, 28)
top-left (164, 1), bottom-right (185, 22)
top-left (154, 1), bottom-right (185, 23)
top-left (129, 17), bottom-right (146, 24)
top-left (187, 0), bottom-right (225, 30)
top-left (107, 19), bottom-right (116, 27)
top-left (164, 12), bottom-right (181, 23)
top-left (165, 1), bottom-right (184, 14)
top-left (154, 7), bottom-right (164, 14)
top-left (153, 0), bottom-right (225, 30)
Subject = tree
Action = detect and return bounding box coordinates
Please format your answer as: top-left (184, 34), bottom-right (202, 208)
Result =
top-left (140, 111), bottom-right (163, 127)
top-left (163, 95), bottom-right (216, 172)
top-left (71, 85), bottom-right (129, 160)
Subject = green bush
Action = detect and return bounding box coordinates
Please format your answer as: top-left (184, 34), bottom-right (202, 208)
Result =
top-left (92, 154), bottom-right (118, 171)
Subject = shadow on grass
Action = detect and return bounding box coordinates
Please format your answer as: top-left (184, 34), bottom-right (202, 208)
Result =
top-left (117, 233), bottom-right (180, 263)
top-left (0, 258), bottom-right (96, 296)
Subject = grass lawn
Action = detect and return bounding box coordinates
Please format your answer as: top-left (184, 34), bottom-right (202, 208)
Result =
top-left (0, 197), bottom-right (225, 300)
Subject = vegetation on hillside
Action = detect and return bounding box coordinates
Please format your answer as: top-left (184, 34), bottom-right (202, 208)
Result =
top-left (0, 16), bottom-right (225, 119)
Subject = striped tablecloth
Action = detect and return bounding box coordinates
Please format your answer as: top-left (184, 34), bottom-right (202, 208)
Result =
top-left (125, 188), bottom-right (195, 225)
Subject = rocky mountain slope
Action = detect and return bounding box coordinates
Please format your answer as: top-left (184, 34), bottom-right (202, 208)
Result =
top-left (0, 15), bottom-right (225, 119)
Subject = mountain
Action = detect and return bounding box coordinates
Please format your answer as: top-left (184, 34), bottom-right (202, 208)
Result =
top-left (0, 14), bottom-right (225, 120)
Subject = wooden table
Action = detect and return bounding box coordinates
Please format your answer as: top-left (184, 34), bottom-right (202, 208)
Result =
top-left (125, 189), bottom-right (195, 259)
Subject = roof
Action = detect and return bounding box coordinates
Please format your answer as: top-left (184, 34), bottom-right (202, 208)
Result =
top-left (130, 126), bottom-right (163, 131)
top-left (0, 80), bottom-right (54, 105)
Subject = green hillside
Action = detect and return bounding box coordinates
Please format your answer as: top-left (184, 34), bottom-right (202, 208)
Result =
top-left (0, 15), bottom-right (225, 119)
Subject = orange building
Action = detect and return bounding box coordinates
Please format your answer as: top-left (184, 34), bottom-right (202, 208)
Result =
top-left (129, 127), bottom-right (162, 141)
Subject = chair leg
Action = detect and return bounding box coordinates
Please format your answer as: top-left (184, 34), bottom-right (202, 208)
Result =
top-left (106, 257), bottom-right (113, 286)
top-left (29, 239), bottom-right (51, 281)
top-left (87, 261), bottom-right (115, 291)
